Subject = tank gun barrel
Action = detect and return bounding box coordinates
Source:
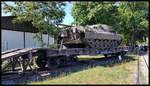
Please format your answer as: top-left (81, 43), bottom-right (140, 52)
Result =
top-left (55, 23), bottom-right (73, 27)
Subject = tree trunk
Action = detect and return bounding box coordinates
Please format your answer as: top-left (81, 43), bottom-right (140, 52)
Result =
top-left (47, 17), bottom-right (50, 47)
top-left (54, 35), bottom-right (58, 44)
top-left (131, 33), bottom-right (135, 47)
top-left (130, 27), bottom-right (135, 50)
top-left (47, 35), bottom-right (50, 47)
top-left (40, 29), bottom-right (43, 48)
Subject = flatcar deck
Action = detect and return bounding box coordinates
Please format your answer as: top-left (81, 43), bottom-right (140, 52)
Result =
top-left (1, 46), bottom-right (132, 76)
top-left (1, 48), bottom-right (37, 62)
top-left (2, 46), bottom-right (130, 62)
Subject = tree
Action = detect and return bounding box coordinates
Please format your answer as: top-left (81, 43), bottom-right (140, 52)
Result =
top-left (2, 1), bottom-right (66, 47)
top-left (117, 2), bottom-right (149, 46)
top-left (71, 1), bottom-right (149, 46)
top-left (71, 1), bottom-right (119, 26)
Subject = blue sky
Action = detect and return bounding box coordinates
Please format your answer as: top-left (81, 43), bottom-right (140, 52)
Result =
top-left (62, 2), bottom-right (74, 25)
top-left (1, 2), bottom-right (74, 25)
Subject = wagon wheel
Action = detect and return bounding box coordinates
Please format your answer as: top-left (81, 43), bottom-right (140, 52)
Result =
top-left (36, 57), bottom-right (47, 69)
top-left (69, 56), bottom-right (79, 62)
top-left (103, 40), bottom-right (107, 48)
top-left (104, 54), bottom-right (108, 58)
top-left (47, 58), bottom-right (60, 69)
top-left (107, 40), bottom-right (111, 47)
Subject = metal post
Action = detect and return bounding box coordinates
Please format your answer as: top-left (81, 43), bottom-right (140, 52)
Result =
top-left (5, 41), bottom-right (8, 51)
top-left (118, 55), bottom-right (122, 61)
top-left (24, 32), bottom-right (26, 48)
top-left (137, 49), bottom-right (140, 84)
top-left (59, 39), bottom-right (63, 51)
top-left (28, 51), bottom-right (33, 70)
top-left (47, 35), bottom-right (50, 47)
top-left (11, 58), bottom-right (16, 71)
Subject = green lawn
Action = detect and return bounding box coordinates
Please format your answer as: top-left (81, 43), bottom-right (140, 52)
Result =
top-left (22, 54), bottom-right (147, 85)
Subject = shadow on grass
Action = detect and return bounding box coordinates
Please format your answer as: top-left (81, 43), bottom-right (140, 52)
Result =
top-left (99, 55), bottom-right (137, 67)
top-left (18, 55), bottom-right (137, 84)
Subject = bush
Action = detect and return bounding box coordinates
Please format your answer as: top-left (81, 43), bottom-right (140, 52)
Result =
top-left (48, 44), bottom-right (57, 49)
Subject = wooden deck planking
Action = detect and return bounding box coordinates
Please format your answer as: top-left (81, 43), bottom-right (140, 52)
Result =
top-left (1, 48), bottom-right (34, 61)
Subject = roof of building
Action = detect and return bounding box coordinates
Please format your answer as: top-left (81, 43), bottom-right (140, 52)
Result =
top-left (1, 16), bottom-right (39, 33)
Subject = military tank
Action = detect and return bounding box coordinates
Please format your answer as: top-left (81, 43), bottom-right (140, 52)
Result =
top-left (57, 24), bottom-right (122, 49)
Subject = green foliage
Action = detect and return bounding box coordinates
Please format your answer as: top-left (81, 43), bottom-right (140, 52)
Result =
top-left (32, 32), bottom-right (46, 47)
top-left (72, 1), bottom-right (118, 26)
top-left (72, 1), bottom-right (149, 45)
top-left (48, 44), bottom-right (57, 48)
top-left (117, 2), bottom-right (149, 45)
top-left (2, 1), bottom-right (66, 47)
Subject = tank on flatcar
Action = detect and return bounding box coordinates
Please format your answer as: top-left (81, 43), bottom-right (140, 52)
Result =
top-left (57, 24), bottom-right (122, 48)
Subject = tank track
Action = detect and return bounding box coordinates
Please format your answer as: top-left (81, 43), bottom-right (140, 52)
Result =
top-left (62, 39), bottom-right (121, 49)
top-left (84, 39), bottom-right (121, 48)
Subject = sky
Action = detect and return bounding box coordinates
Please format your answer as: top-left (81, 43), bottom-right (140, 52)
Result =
top-left (62, 2), bottom-right (74, 25)
top-left (1, 1), bottom-right (74, 25)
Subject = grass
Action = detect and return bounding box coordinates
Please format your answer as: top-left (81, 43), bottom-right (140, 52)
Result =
top-left (21, 54), bottom-right (148, 85)
top-left (77, 55), bottom-right (104, 60)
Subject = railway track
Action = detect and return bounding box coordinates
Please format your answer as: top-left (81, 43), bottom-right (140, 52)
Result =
top-left (2, 55), bottom-right (128, 84)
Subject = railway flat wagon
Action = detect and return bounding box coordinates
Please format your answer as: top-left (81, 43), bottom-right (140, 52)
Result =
top-left (2, 23), bottom-right (131, 74)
